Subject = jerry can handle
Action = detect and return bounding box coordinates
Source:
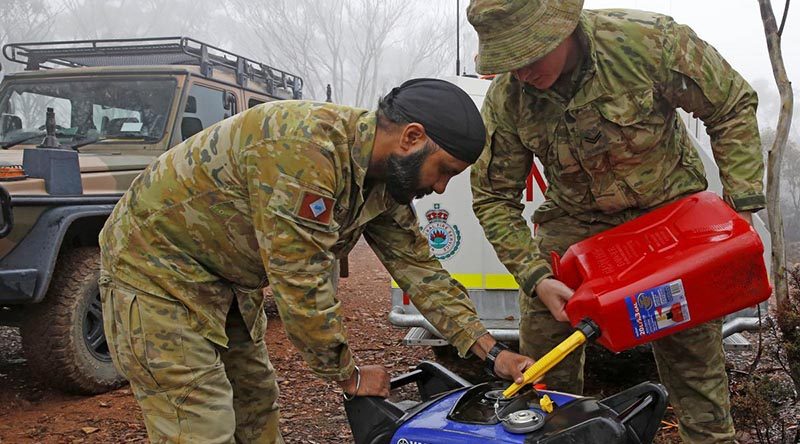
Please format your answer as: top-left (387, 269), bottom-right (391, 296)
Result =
top-left (550, 251), bottom-right (561, 280)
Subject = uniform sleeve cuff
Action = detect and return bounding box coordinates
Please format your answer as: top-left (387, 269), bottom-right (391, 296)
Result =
top-left (309, 349), bottom-right (356, 381)
top-left (451, 320), bottom-right (489, 358)
top-left (521, 263), bottom-right (554, 298)
top-left (727, 193), bottom-right (766, 212)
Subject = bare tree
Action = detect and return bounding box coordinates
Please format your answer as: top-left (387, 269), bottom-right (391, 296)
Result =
top-left (0, 0), bottom-right (55, 45)
top-left (346, 0), bottom-right (404, 107)
top-left (227, 0), bottom-right (457, 107)
top-left (763, 127), bottom-right (800, 241)
top-left (395, 3), bottom-right (457, 79)
top-left (0, 0), bottom-right (58, 125)
top-left (56, 0), bottom-right (229, 43)
top-left (225, 0), bottom-right (328, 102)
top-left (758, 0), bottom-right (798, 391)
top-left (758, 0), bottom-right (793, 307)
top-left (0, 0), bottom-right (56, 74)
top-left (782, 145), bottom-right (800, 240)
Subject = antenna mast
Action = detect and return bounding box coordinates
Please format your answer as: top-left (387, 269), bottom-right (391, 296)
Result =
top-left (456, 0), bottom-right (461, 76)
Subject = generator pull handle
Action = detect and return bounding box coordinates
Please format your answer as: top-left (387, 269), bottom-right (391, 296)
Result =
top-left (601, 382), bottom-right (670, 444)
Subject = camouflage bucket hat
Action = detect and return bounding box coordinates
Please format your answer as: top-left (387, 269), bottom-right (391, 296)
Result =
top-left (468, 0), bottom-right (584, 75)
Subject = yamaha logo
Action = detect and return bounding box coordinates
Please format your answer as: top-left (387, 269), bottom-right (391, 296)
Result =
top-left (396, 439), bottom-right (427, 444)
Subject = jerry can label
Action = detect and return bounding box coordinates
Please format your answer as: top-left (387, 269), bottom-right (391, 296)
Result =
top-left (625, 279), bottom-right (691, 339)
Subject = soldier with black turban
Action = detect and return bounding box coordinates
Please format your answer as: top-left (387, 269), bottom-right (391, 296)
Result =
top-left (99, 78), bottom-right (535, 443)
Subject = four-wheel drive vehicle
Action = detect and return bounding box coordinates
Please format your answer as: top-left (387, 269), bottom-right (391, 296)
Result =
top-left (0, 37), bottom-right (303, 394)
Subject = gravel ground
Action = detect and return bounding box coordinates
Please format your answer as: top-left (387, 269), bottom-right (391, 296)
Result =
top-left (0, 240), bottom-right (797, 443)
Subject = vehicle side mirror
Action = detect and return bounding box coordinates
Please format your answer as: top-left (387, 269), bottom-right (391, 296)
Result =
top-left (1, 114), bottom-right (22, 133)
top-left (181, 116), bottom-right (203, 141)
top-left (222, 91), bottom-right (236, 112)
top-left (0, 186), bottom-right (13, 239)
top-left (184, 96), bottom-right (197, 114)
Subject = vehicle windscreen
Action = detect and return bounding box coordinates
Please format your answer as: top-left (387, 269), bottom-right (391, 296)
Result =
top-left (0, 78), bottom-right (176, 147)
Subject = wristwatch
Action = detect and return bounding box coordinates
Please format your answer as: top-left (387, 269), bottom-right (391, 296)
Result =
top-left (484, 341), bottom-right (509, 377)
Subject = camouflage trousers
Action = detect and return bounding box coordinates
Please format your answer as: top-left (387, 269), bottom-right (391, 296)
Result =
top-left (520, 214), bottom-right (735, 444)
top-left (100, 277), bottom-right (283, 444)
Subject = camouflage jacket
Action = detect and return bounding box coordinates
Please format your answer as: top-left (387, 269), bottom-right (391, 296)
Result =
top-left (471, 9), bottom-right (766, 298)
top-left (100, 101), bottom-right (486, 380)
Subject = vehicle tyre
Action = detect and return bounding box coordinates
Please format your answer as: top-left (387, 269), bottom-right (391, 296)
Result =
top-left (21, 247), bottom-right (125, 394)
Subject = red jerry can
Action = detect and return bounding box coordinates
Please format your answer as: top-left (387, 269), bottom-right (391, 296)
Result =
top-left (554, 192), bottom-right (771, 353)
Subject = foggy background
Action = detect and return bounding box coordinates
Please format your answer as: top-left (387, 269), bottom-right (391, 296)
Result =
top-left (1, 0), bottom-right (799, 240)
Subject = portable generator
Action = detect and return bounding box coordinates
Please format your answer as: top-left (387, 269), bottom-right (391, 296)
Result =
top-left (345, 362), bottom-right (668, 444)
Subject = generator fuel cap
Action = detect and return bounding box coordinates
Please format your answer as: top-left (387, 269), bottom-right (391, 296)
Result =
top-left (501, 409), bottom-right (546, 434)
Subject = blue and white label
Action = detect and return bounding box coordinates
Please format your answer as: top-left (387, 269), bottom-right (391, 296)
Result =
top-left (625, 279), bottom-right (691, 339)
top-left (309, 198), bottom-right (327, 217)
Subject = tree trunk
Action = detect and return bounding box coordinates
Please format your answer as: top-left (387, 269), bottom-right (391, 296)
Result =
top-left (757, 0), bottom-right (799, 389)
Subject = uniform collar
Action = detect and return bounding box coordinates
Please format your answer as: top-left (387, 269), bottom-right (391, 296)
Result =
top-left (350, 111), bottom-right (377, 190)
top-left (348, 111), bottom-right (391, 223)
top-left (569, 12), bottom-right (603, 108)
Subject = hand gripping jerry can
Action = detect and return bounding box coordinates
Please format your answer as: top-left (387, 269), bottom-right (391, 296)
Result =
top-left (556, 191), bottom-right (771, 353)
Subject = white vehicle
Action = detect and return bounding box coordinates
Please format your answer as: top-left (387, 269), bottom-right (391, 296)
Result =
top-left (388, 75), bottom-right (771, 351)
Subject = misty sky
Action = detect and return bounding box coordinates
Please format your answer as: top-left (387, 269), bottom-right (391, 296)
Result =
top-left (584, 0), bottom-right (798, 83)
top-left (2, 0), bottom-right (797, 133)
top-left (584, 0), bottom-right (799, 130)
top-left (455, 0), bottom-right (798, 134)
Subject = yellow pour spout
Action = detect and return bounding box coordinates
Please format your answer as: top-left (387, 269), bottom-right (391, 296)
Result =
top-left (502, 329), bottom-right (589, 398)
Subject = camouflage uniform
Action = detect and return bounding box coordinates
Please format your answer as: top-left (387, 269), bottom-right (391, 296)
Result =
top-left (471, 10), bottom-right (765, 444)
top-left (99, 101), bottom-right (487, 443)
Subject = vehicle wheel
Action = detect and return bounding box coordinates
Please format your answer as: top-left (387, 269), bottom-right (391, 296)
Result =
top-left (21, 247), bottom-right (125, 394)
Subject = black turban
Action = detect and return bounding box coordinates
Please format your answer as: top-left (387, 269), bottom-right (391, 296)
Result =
top-left (383, 78), bottom-right (486, 164)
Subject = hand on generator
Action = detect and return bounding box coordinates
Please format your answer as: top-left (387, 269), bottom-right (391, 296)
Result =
top-left (473, 334), bottom-right (536, 384)
top-left (492, 348), bottom-right (536, 384)
top-left (338, 364), bottom-right (391, 399)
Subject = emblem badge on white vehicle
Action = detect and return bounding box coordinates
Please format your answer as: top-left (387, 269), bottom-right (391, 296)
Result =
top-left (421, 204), bottom-right (461, 261)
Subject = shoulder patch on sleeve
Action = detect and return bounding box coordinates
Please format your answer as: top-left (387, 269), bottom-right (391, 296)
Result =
top-left (297, 191), bottom-right (335, 225)
top-left (267, 173), bottom-right (338, 231)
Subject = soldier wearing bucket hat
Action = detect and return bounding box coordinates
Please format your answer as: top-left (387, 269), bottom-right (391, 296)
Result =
top-left (468, 1), bottom-right (765, 443)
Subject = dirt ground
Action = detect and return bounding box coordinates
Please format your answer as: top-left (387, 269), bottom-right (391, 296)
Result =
top-left (0, 240), bottom-right (797, 443)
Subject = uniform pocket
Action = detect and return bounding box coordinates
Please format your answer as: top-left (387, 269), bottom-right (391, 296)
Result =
top-left (135, 294), bottom-right (194, 390)
top-left (102, 283), bottom-right (222, 402)
top-left (100, 284), bottom-right (123, 378)
top-left (101, 285), bottom-right (161, 389)
top-left (210, 199), bottom-right (261, 258)
top-left (517, 125), bottom-right (551, 161)
top-left (595, 89), bottom-right (654, 126)
top-left (554, 143), bottom-right (581, 174)
top-left (595, 88), bottom-right (666, 156)
top-left (532, 200), bottom-right (568, 225)
top-left (233, 284), bottom-right (268, 343)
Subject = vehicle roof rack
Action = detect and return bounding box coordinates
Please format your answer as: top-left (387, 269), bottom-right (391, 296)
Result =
top-left (2, 36), bottom-right (303, 99)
